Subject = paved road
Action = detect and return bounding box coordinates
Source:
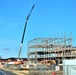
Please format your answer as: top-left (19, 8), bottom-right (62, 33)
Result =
top-left (0, 71), bottom-right (5, 75)
top-left (0, 69), bottom-right (17, 75)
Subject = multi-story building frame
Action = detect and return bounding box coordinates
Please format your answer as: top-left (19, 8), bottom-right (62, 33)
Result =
top-left (28, 34), bottom-right (76, 65)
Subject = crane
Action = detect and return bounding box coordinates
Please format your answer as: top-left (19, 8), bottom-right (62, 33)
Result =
top-left (17, 4), bottom-right (35, 61)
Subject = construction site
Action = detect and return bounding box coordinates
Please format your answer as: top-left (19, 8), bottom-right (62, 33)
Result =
top-left (1, 34), bottom-right (76, 75)
top-left (0, 2), bottom-right (76, 75)
top-left (28, 33), bottom-right (76, 75)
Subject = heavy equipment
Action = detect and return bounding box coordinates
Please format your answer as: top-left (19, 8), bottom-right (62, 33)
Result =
top-left (17, 4), bottom-right (35, 61)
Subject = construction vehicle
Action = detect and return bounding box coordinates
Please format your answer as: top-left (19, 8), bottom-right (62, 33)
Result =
top-left (15, 5), bottom-right (35, 69)
top-left (18, 4), bottom-right (35, 61)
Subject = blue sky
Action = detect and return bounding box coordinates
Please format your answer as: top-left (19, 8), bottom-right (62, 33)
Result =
top-left (0, 0), bottom-right (76, 58)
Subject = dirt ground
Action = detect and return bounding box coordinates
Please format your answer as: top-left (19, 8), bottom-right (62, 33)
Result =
top-left (0, 67), bottom-right (63, 75)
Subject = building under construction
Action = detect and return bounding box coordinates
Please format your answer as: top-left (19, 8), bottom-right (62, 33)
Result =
top-left (28, 34), bottom-right (76, 65)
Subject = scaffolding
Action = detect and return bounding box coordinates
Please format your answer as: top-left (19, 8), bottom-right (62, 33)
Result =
top-left (28, 33), bottom-right (76, 65)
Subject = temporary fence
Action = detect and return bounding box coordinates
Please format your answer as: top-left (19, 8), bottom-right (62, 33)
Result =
top-left (63, 65), bottom-right (76, 75)
top-left (29, 64), bottom-right (63, 75)
top-left (4, 63), bottom-right (22, 70)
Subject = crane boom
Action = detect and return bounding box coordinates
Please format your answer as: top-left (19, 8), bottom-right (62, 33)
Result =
top-left (18, 4), bottom-right (35, 61)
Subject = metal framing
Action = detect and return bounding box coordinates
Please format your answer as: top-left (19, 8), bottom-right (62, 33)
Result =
top-left (28, 33), bottom-right (76, 65)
